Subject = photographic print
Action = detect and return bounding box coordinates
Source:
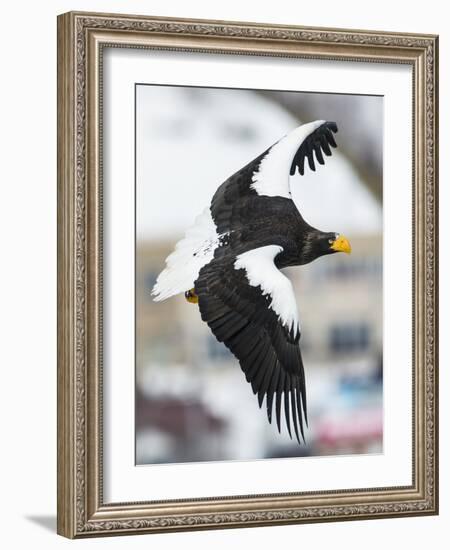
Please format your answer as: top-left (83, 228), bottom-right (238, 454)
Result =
top-left (135, 85), bottom-right (383, 465)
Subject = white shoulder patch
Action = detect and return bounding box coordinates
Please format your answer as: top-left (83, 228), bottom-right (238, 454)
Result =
top-left (152, 208), bottom-right (225, 301)
top-left (250, 120), bottom-right (325, 198)
top-left (234, 245), bottom-right (300, 335)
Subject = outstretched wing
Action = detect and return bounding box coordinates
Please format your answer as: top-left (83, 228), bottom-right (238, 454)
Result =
top-left (195, 245), bottom-right (307, 443)
top-left (211, 120), bottom-right (338, 234)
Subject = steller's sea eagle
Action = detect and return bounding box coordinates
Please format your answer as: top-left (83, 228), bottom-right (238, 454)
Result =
top-left (152, 120), bottom-right (351, 443)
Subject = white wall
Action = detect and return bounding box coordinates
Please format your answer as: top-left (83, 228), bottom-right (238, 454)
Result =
top-left (0, 0), bottom-right (447, 547)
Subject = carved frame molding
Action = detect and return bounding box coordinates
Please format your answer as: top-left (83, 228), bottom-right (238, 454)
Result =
top-left (57, 11), bottom-right (438, 538)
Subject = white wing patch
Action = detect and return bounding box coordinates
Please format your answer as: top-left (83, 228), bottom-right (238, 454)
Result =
top-left (234, 245), bottom-right (300, 336)
top-left (250, 120), bottom-right (325, 198)
top-left (152, 208), bottom-right (225, 301)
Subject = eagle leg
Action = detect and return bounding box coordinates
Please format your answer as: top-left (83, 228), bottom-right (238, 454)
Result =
top-left (185, 288), bottom-right (199, 304)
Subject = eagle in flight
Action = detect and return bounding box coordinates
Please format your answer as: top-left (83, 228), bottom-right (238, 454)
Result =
top-left (152, 120), bottom-right (351, 444)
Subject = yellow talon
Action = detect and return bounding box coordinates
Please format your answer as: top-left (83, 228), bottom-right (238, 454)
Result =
top-left (185, 288), bottom-right (199, 304)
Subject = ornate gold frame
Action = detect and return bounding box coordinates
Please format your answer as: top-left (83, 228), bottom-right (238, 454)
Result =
top-left (57, 11), bottom-right (439, 538)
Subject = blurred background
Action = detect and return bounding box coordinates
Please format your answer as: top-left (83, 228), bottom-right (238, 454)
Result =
top-left (135, 85), bottom-right (383, 465)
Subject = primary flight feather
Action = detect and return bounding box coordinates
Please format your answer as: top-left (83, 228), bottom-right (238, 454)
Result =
top-left (152, 120), bottom-right (351, 443)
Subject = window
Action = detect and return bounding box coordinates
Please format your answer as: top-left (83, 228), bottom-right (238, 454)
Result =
top-left (207, 335), bottom-right (233, 360)
top-left (329, 323), bottom-right (370, 353)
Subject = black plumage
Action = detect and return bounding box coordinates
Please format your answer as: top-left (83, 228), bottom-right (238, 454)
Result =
top-left (153, 120), bottom-right (351, 443)
top-left (195, 257), bottom-right (307, 442)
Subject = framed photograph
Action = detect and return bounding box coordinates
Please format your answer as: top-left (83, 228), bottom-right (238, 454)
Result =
top-left (57, 11), bottom-right (439, 538)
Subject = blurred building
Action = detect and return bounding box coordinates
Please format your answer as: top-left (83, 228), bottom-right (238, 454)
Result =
top-left (137, 234), bottom-right (381, 372)
top-left (288, 233), bottom-right (382, 363)
top-left (136, 233), bottom-right (382, 463)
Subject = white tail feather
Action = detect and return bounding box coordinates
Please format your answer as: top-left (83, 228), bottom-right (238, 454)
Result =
top-left (152, 208), bottom-right (223, 301)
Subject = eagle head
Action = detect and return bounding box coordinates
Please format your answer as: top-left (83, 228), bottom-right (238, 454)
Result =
top-left (301, 231), bottom-right (351, 264)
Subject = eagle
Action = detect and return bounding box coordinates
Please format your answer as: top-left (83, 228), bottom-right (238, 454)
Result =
top-left (152, 120), bottom-right (351, 444)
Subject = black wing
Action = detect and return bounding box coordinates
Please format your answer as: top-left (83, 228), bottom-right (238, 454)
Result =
top-left (195, 254), bottom-right (307, 443)
top-left (211, 121), bottom-right (338, 235)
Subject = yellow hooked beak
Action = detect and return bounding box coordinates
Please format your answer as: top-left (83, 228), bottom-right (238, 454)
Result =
top-left (330, 235), bottom-right (352, 254)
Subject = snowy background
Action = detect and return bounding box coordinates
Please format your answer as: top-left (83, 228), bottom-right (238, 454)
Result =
top-left (135, 84), bottom-right (383, 464)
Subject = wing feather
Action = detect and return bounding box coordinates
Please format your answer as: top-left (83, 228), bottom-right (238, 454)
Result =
top-left (195, 249), bottom-right (307, 443)
top-left (284, 379), bottom-right (292, 439)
